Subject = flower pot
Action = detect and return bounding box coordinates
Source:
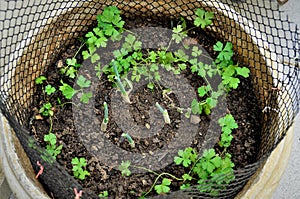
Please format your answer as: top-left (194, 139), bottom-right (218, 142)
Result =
top-left (0, 115), bottom-right (48, 199)
top-left (0, 0), bottom-right (298, 198)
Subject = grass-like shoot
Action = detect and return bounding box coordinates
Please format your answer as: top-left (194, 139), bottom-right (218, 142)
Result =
top-left (101, 102), bottom-right (109, 132)
top-left (121, 133), bottom-right (135, 148)
top-left (155, 102), bottom-right (171, 124)
top-left (112, 61), bottom-right (132, 103)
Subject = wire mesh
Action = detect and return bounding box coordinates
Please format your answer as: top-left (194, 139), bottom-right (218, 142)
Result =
top-left (0, 0), bottom-right (299, 198)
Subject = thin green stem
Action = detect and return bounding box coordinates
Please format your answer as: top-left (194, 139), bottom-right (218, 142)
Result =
top-left (142, 172), bottom-right (183, 197)
top-left (155, 102), bottom-right (171, 124)
top-left (101, 102), bottom-right (109, 131)
top-left (121, 133), bottom-right (135, 148)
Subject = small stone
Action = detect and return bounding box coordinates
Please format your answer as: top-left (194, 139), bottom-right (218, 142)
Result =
top-left (145, 123), bottom-right (150, 129)
top-left (153, 138), bottom-right (159, 143)
top-left (143, 140), bottom-right (149, 146)
top-left (57, 60), bottom-right (64, 68)
top-left (142, 179), bottom-right (148, 185)
top-left (190, 115), bottom-right (201, 124)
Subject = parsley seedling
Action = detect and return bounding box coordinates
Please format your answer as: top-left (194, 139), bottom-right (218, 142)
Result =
top-left (99, 190), bottom-right (109, 198)
top-left (218, 114), bottom-right (238, 148)
top-left (118, 160), bottom-right (131, 176)
top-left (35, 76), bottom-right (47, 84)
top-left (194, 8), bottom-right (214, 29)
top-left (44, 132), bottom-right (62, 159)
top-left (45, 85), bottom-right (56, 95)
top-left (154, 178), bottom-right (171, 194)
top-left (71, 157), bottom-right (90, 180)
top-left (39, 102), bottom-right (54, 117)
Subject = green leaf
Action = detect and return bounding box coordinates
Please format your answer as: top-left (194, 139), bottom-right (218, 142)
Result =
top-left (192, 46), bottom-right (202, 57)
top-left (206, 97), bottom-right (218, 108)
top-left (82, 50), bottom-right (90, 60)
top-left (236, 67), bottom-right (250, 78)
top-left (66, 58), bottom-right (77, 66)
top-left (213, 41), bottom-right (223, 52)
top-left (182, 173), bottom-right (193, 181)
top-left (197, 86), bottom-right (209, 97)
top-left (191, 99), bottom-right (201, 114)
top-left (77, 75), bottom-right (91, 88)
top-left (95, 36), bottom-right (108, 48)
top-left (214, 42), bottom-right (233, 61)
top-left (45, 85), bottom-right (56, 95)
top-left (194, 9), bottom-right (214, 29)
top-left (174, 147), bottom-right (198, 167)
top-left (154, 178), bottom-right (171, 194)
top-left (91, 53), bottom-right (100, 63)
top-left (35, 76), bottom-right (47, 84)
top-left (65, 67), bottom-right (77, 78)
top-left (180, 184), bottom-right (190, 190)
top-left (118, 160), bottom-right (131, 176)
top-left (222, 76), bottom-right (240, 89)
top-left (218, 114), bottom-right (238, 134)
top-left (59, 81), bottom-right (77, 99)
top-left (44, 133), bottom-right (57, 146)
top-left (99, 191), bottom-right (109, 198)
top-left (80, 92), bottom-right (92, 104)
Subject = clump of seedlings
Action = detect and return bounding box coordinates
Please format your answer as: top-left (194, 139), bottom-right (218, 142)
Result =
top-left (31, 5), bottom-right (251, 198)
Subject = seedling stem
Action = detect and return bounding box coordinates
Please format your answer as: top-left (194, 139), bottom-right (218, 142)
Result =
top-left (101, 102), bottom-right (109, 131)
top-left (155, 102), bottom-right (171, 124)
top-left (113, 61), bottom-right (131, 103)
top-left (121, 133), bottom-right (135, 148)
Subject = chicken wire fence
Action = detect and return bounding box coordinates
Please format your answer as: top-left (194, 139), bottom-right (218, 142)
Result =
top-left (0, 0), bottom-right (299, 198)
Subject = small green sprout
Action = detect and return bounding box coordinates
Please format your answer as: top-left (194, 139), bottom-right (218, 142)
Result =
top-left (35, 76), bottom-right (47, 84)
top-left (99, 190), bottom-right (109, 198)
top-left (155, 102), bottom-right (171, 124)
top-left (121, 133), bottom-right (135, 148)
top-left (71, 157), bottom-right (90, 180)
top-left (44, 132), bottom-right (62, 159)
top-left (113, 61), bottom-right (132, 103)
top-left (154, 178), bottom-right (171, 194)
top-left (101, 102), bottom-right (109, 132)
top-left (39, 102), bottom-right (54, 117)
top-left (194, 8), bottom-right (214, 29)
top-left (59, 80), bottom-right (77, 99)
top-left (118, 160), bottom-right (131, 176)
top-left (45, 84), bottom-right (56, 95)
top-left (218, 114), bottom-right (238, 148)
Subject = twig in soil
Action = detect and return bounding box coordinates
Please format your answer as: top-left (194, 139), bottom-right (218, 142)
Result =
top-left (121, 133), bottom-right (135, 148)
top-left (101, 102), bottom-right (109, 132)
top-left (155, 102), bottom-right (171, 124)
top-left (113, 61), bottom-right (132, 103)
top-left (35, 161), bottom-right (44, 179)
top-left (73, 188), bottom-right (83, 199)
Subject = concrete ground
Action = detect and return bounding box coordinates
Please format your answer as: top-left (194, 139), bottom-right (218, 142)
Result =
top-left (0, 0), bottom-right (299, 198)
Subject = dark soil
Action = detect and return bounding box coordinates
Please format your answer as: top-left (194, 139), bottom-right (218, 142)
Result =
top-left (29, 16), bottom-right (262, 198)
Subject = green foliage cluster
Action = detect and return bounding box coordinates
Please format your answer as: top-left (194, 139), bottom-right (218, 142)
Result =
top-left (71, 157), bottom-right (90, 180)
top-left (98, 190), bottom-right (109, 198)
top-left (32, 5), bottom-right (249, 197)
top-left (43, 132), bottom-right (63, 160)
top-left (118, 114), bottom-right (237, 197)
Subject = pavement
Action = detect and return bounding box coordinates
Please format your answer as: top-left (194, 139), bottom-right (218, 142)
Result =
top-left (0, 0), bottom-right (299, 198)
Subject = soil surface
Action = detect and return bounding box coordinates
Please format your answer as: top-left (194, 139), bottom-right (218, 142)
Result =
top-left (29, 16), bottom-right (262, 198)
